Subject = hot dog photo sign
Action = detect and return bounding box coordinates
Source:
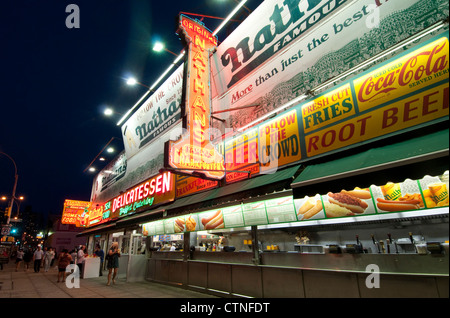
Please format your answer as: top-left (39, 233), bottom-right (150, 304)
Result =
top-left (143, 172), bottom-right (448, 235)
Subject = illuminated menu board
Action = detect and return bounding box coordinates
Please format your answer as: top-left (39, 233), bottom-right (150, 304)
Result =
top-left (62, 200), bottom-right (91, 227)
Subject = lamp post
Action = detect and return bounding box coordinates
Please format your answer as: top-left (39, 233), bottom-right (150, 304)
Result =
top-left (125, 77), bottom-right (151, 89)
top-left (152, 42), bottom-right (179, 57)
top-left (0, 152), bottom-right (18, 225)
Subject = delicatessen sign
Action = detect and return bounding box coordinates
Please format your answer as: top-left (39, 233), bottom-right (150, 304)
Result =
top-left (86, 171), bottom-right (175, 227)
top-left (142, 172), bottom-right (449, 235)
top-left (111, 171), bottom-right (174, 218)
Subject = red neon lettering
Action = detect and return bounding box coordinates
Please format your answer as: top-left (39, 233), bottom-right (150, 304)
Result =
top-left (193, 78), bottom-right (205, 95)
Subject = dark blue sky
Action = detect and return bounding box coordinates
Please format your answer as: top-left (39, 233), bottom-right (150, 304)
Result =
top-left (0, 0), bottom-right (260, 216)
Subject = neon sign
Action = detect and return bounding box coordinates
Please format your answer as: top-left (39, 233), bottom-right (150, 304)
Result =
top-left (62, 200), bottom-right (91, 227)
top-left (111, 171), bottom-right (174, 215)
top-left (166, 15), bottom-right (225, 180)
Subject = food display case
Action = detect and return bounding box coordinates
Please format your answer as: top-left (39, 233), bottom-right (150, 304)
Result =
top-left (142, 170), bottom-right (449, 298)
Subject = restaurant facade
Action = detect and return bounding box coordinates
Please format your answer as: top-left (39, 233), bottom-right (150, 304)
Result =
top-left (78, 0), bottom-right (449, 297)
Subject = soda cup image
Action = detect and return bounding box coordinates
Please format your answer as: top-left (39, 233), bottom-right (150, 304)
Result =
top-left (428, 183), bottom-right (448, 206)
top-left (381, 182), bottom-right (402, 201)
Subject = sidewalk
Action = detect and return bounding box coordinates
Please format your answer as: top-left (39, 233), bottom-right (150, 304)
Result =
top-left (0, 260), bottom-right (216, 299)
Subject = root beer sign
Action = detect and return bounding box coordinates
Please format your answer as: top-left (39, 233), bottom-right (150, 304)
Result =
top-left (165, 15), bottom-right (225, 180)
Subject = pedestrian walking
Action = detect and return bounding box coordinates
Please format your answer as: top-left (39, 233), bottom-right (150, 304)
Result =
top-left (106, 242), bottom-right (120, 286)
top-left (43, 247), bottom-right (55, 272)
top-left (77, 245), bottom-right (86, 278)
top-left (70, 249), bottom-right (77, 264)
top-left (94, 244), bottom-right (104, 276)
top-left (33, 246), bottom-right (44, 272)
top-left (57, 249), bottom-right (72, 283)
top-left (15, 248), bottom-right (24, 271)
top-left (23, 248), bottom-right (33, 271)
top-left (51, 250), bottom-right (57, 267)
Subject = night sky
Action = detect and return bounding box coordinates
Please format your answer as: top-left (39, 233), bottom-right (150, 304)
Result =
top-left (0, 0), bottom-right (261, 218)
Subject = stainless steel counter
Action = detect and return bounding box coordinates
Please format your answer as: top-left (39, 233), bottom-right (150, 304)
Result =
top-left (151, 250), bottom-right (448, 276)
top-left (260, 252), bottom-right (449, 276)
top-left (147, 250), bottom-right (448, 297)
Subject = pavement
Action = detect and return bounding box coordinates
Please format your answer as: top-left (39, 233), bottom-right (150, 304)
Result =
top-left (0, 259), bottom-right (216, 299)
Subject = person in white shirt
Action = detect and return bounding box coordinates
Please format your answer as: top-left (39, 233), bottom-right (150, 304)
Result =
top-left (43, 247), bottom-right (55, 272)
top-left (33, 246), bottom-right (44, 273)
top-left (15, 248), bottom-right (24, 272)
top-left (77, 245), bottom-right (87, 278)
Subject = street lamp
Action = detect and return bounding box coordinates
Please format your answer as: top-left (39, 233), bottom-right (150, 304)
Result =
top-left (104, 108), bottom-right (114, 116)
top-left (152, 42), bottom-right (179, 57)
top-left (126, 77), bottom-right (137, 86)
top-left (2, 195), bottom-right (25, 222)
top-left (125, 77), bottom-right (150, 89)
top-left (0, 151), bottom-right (18, 225)
top-left (83, 137), bottom-right (121, 173)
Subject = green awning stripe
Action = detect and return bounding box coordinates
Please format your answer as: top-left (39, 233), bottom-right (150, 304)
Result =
top-left (292, 129), bottom-right (449, 188)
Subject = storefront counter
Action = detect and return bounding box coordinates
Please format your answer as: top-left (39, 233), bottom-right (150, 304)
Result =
top-left (146, 250), bottom-right (448, 298)
top-left (150, 251), bottom-right (183, 260)
top-left (83, 257), bottom-right (100, 278)
top-left (191, 251), bottom-right (255, 265)
top-left (260, 251), bottom-right (449, 276)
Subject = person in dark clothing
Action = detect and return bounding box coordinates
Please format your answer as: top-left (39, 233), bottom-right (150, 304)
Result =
top-left (23, 248), bottom-right (33, 271)
top-left (94, 244), bottom-right (104, 276)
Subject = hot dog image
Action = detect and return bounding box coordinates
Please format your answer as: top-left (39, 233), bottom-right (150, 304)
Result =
top-left (201, 210), bottom-right (224, 230)
top-left (323, 202), bottom-right (355, 218)
top-left (341, 187), bottom-right (372, 200)
top-left (174, 217), bottom-right (185, 233)
top-left (327, 191), bottom-right (368, 214)
top-left (297, 197), bottom-right (323, 220)
top-left (376, 197), bottom-right (421, 212)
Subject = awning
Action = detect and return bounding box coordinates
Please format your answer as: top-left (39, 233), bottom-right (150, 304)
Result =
top-left (291, 129), bottom-right (449, 191)
top-left (76, 222), bottom-right (117, 237)
top-left (77, 165), bottom-right (301, 235)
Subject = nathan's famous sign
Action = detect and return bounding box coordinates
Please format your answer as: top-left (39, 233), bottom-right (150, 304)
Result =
top-left (165, 15), bottom-right (225, 180)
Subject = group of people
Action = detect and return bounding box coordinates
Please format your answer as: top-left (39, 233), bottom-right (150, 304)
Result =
top-left (13, 242), bottom-right (121, 286)
top-left (15, 246), bottom-right (56, 273)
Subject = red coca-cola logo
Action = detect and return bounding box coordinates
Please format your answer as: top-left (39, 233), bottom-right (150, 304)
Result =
top-left (358, 41), bottom-right (448, 103)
